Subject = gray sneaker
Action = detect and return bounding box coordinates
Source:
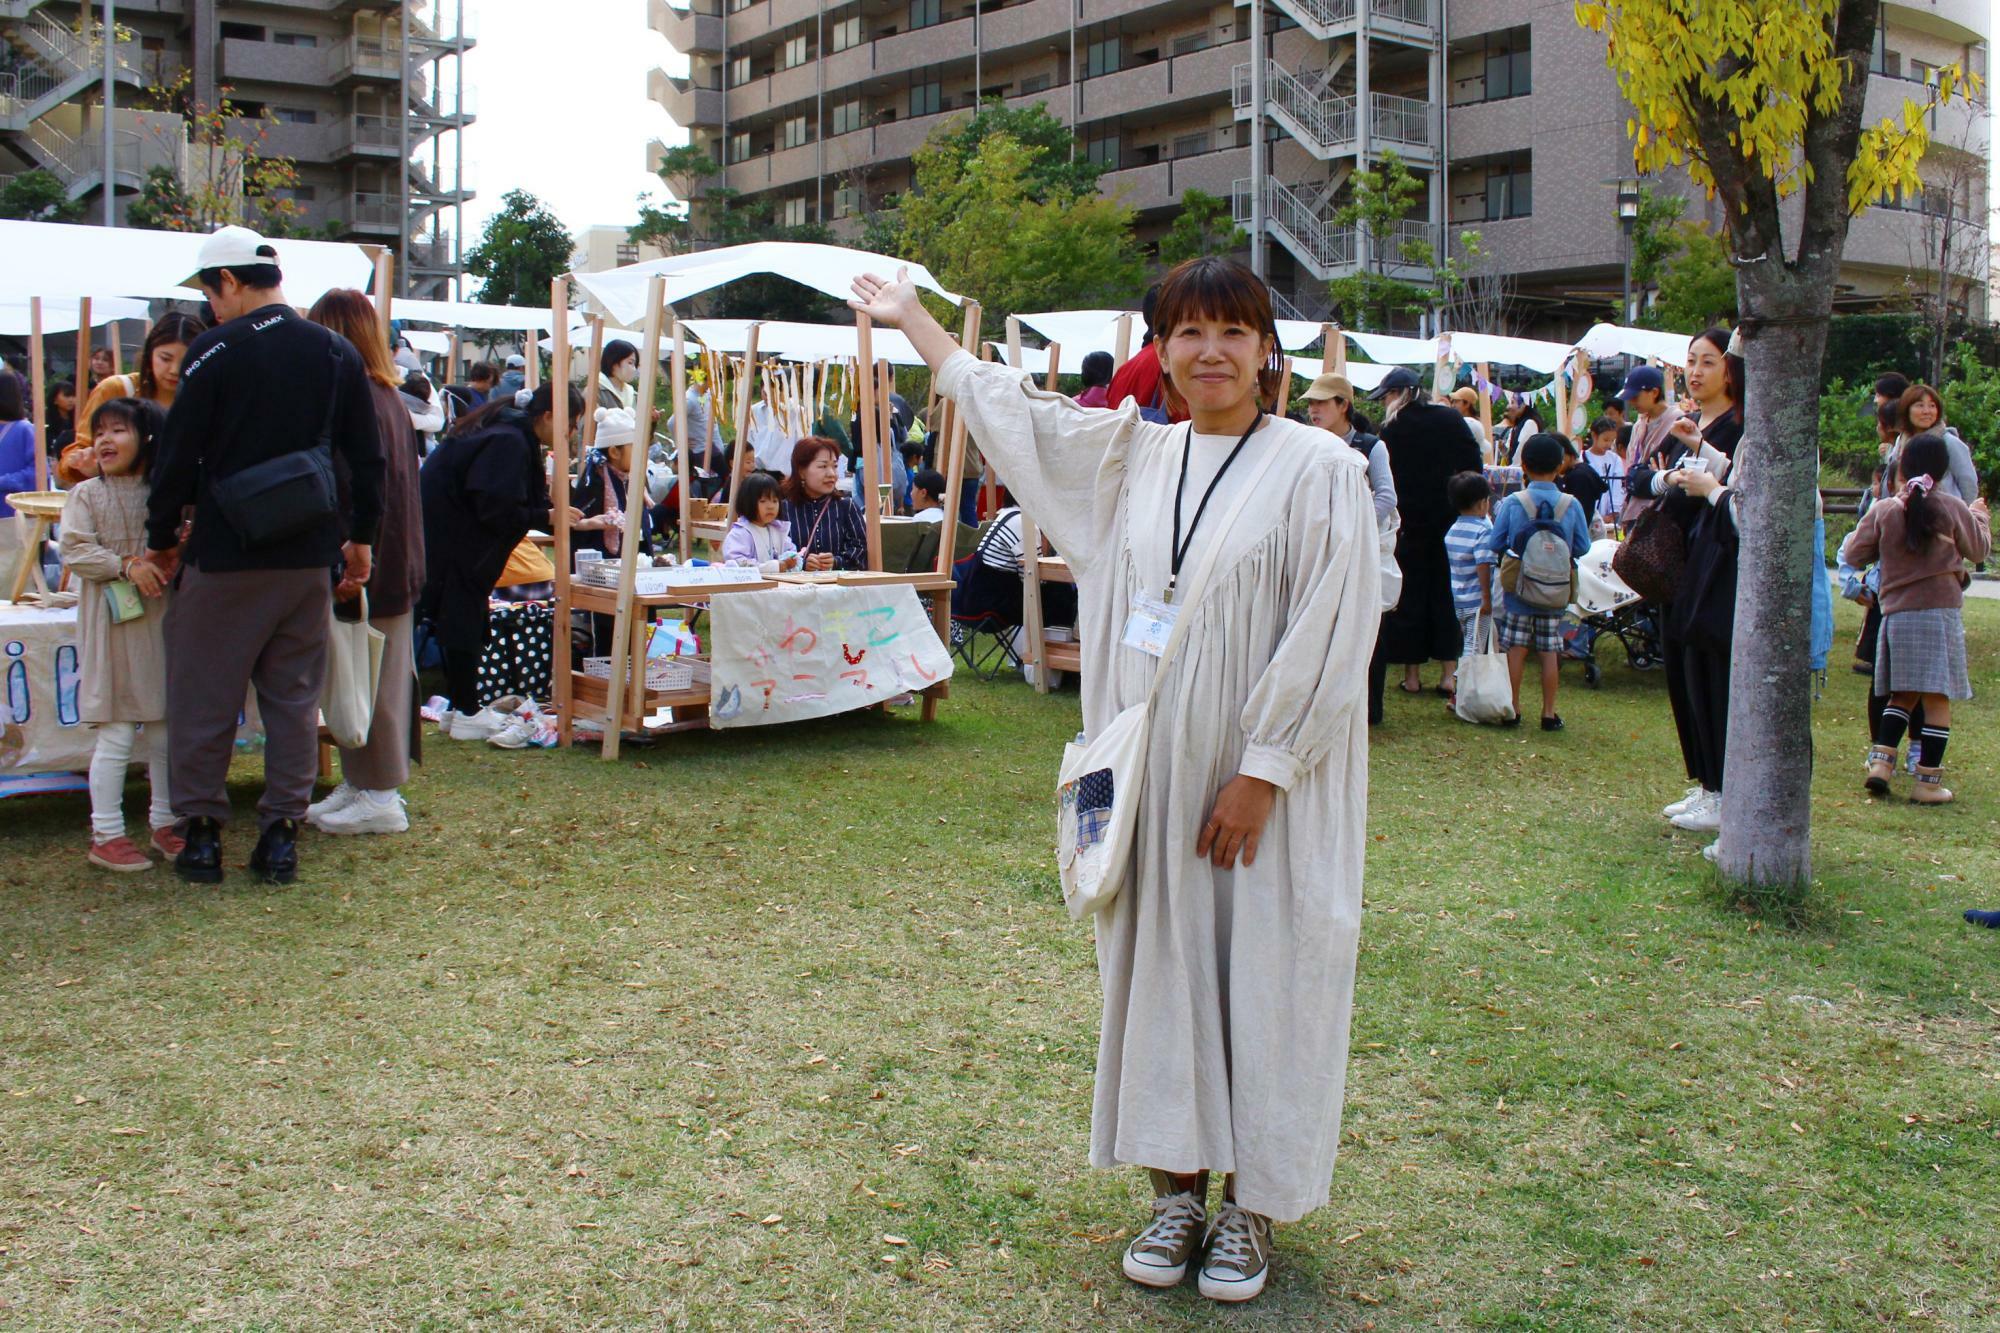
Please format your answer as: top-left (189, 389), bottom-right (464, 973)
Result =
top-left (1122, 1182), bottom-right (1208, 1288)
top-left (1198, 1202), bottom-right (1272, 1302)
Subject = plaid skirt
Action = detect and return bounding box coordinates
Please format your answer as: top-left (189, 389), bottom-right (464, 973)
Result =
top-left (1874, 606), bottom-right (1971, 700)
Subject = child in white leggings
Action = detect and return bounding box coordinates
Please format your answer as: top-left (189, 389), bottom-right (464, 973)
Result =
top-left (57, 398), bottom-right (181, 872)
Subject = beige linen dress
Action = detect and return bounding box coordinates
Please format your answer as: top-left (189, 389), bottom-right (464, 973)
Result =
top-left (57, 474), bottom-right (169, 724)
top-left (937, 350), bottom-right (1378, 1222)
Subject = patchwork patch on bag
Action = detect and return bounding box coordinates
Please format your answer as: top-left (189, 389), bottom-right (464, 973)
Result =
top-left (1061, 768), bottom-right (1114, 852)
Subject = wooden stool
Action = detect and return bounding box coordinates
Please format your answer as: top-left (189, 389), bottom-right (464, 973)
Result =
top-left (5, 492), bottom-right (66, 604)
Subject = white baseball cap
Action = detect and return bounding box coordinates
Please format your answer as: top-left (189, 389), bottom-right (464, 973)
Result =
top-left (184, 225), bottom-right (279, 286)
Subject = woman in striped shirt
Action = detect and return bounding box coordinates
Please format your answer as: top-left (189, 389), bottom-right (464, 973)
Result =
top-left (778, 436), bottom-right (868, 570)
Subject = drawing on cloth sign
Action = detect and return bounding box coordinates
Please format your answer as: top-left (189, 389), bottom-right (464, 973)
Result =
top-left (706, 583), bottom-right (954, 729)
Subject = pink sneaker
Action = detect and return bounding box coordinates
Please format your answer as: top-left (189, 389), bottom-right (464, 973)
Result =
top-left (150, 824), bottom-right (187, 858)
top-left (87, 836), bottom-right (153, 873)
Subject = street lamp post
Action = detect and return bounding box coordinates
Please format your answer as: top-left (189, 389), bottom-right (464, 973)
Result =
top-left (1616, 177), bottom-right (1641, 322)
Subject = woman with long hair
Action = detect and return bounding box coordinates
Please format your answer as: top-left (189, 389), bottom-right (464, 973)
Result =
top-left (78, 311), bottom-right (207, 442)
top-left (302, 289), bottom-right (428, 835)
top-left (1892, 383), bottom-right (1980, 503)
top-left (853, 257), bottom-right (1378, 1305)
top-left (418, 381), bottom-right (583, 733)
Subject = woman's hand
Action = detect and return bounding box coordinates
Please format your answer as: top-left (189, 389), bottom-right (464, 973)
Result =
top-left (804, 552), bottom-right (835, 572)
top-left (1196, 775), bottom-right (1277, 870)
top-left (127, 559), bottom-right (166, 598)
top-left (1672, 467), bottom-right (1721, 499)
top-left (1668, 416), bottom-right (1702, 448)
top-left (848, 269), bottom-right (926, 329)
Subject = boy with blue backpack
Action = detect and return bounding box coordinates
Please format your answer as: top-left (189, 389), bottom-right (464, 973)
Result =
top-left (1477, 433), bottom-right (1594, 730)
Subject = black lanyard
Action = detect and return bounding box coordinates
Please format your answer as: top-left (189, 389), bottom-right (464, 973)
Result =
top-left (1167, 413), bottom-right (1262, 602)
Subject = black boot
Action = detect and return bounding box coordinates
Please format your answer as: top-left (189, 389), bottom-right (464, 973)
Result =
top-left (249, 818), bottom-right (300, 885)
top-left (174, 816), bottom-right (223, 884)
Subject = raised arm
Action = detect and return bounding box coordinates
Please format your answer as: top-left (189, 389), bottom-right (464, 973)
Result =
top-left (848, 269), bottom-right (1138, 573)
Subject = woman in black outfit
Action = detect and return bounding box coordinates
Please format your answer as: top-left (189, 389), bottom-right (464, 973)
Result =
top-left (1635, 327), bottom-right (1744, 834)
top-left (418, 382), bottom-right (584, 718)
top-left (1370, 366), bottom-right (1483, 720)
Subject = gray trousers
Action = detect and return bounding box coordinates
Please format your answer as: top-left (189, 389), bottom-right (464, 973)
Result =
top-left (166, 565), bottom-right (330, 828)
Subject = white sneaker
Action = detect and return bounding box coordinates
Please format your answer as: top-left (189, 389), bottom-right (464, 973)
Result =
top-left (1122, 1189), bottom-right (1207, 1288)
top-left (1702, 841), bottom-right (1720, 864)
top-left (1670, 790), bottom-right (1722, 832)
top-left (445, 708), bottom-right (509, 741)
top-left (1661, 785), bottom-right (1704, 818)
top-left (312, 789), bottom-right (408, 835)
top-left (488, 716), bottom-right (540, 749)
top-left (307, 782), bottom-right (359, 824)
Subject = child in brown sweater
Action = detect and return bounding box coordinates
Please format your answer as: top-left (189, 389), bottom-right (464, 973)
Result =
top-left (1840, 433), bottom-right (1992, 804)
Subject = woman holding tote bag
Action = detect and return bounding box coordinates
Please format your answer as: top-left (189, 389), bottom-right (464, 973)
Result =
top-left (852, 258), bottom-right (1378, 1305)
top-left (302, 290), bottom-right (426, 836)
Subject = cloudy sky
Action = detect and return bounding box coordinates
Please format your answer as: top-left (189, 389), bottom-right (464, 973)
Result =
top-left (456, 0), bottom-right (685, 251)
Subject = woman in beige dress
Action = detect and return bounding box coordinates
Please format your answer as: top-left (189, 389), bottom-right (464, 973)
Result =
top-left (852, 258), bottom-right (1378, 1304)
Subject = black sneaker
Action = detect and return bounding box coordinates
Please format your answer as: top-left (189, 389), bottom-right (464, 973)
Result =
top-left (1541, 714), bottom-right (1565, 732)
top-left (249, 819), bottom-right (300, 885)
top-left (174, 816), bottom-right (224, 884)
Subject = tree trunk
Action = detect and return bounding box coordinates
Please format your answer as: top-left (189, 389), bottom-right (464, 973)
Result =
top-left (1715, 270), bottom-right (1827, 888)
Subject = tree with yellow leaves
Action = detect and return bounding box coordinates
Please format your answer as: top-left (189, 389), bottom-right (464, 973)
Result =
top-left (1576, 0), bottom-right (1977, 892)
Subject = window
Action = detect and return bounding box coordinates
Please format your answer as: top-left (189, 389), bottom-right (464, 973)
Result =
top-left (728, 54), bottom-right (752, 86)
top-left (271, 185), bottom-right (317, 202)
top-left (1173, 130), bottom-right (1208, 157)
top-left (616, 243), bottom-right (640, 266)
top-left (1172, 32), bottom-right (1207, 56)
top-left (1911, 59), bottom-right (1940, 86)
top-left (219, 21), bottom-right (264, 40)
top-left (781, 197), bottom-right (807, 227)
top-left (272, 31), bottom-right (318, 47)
top-left (1870, 24), bottom-right (1902, 78)
top-left (1086, 38), bottom-right (1120, 77)
top-left (833, 186), bottom-right (862, 218)
top-left (1021, 73), bottom-right (1051, 94)
top-left (781, 35), bottom-right (809, 69)
top-left (727, 130), bottom-right (751, 163)
top-left (831, 98), bottom-right (865, 135)
top-left (910, 79), bottom-right (941, 116)
top-left (783, 115), bottom-right (809, 149)
top-left (727, 0), bottom-right (753, 12)
top-left (1483, 154), bottom-right (1531, 219)
top-left (830, 14), bottom-right (863, 51)
top-left (1459, 27), bottom-right (1530, 101)
top-left (273, 107), bottom-right (319, 125)
top-left (909, 0), bottom-right (942, 29)
top-left (1086, 133), bottom-right (1119, 167)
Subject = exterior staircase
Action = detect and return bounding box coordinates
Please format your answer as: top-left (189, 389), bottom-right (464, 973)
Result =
top-left (1228, 0), bottom-right (1434, 48)
top-left (1233, 175), bottom-right (1438, 282)
top-left (1232, 59), bottom-right (1436, 164)
top-left (1, 10), bottom-right (143, 132)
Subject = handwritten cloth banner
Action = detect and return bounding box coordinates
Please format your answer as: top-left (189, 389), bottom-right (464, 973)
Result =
top-left (707, 582), bottom-right (954, 729)
top-left (0, 605), bottom-right (95, 777)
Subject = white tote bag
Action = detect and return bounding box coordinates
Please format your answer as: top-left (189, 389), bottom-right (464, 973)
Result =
top-left (321, 590), bottom-right (387, 749)
top-left (1453, 615), bottom-right (1516, 726)
top-left (1056, 435), bottom-right (1292, 920)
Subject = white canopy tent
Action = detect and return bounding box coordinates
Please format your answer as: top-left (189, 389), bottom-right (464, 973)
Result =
top-left (0, 219), bottom-right (376, 307)
top-left (571, 242), bottom-right (961, 329)
top-left (1343, 330), bottom-right (1437, 366)
top-left (399, 329), bottom-right (452, 356)
top-left (1574, 322), bottom-right (1694, 365)
top-left (681, 317), bottom-right (928, 367)
top-left (1015, 309), bottom-right (1328, 361)
top-left (389, 297), bottom-right (570, 331)
top-left (1443, 331), bottom-right (1577, 374)
top-left (0, 296), bottom-right (153, 336)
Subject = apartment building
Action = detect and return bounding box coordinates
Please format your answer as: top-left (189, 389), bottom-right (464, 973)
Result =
top-left (0, 0), bottom-right (475, 299)
top-left (647, 0), bottom-right (1988, 335)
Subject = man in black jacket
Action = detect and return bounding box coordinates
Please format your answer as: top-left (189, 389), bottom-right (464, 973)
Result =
top-left (143, 226), bottom-right (385, 885)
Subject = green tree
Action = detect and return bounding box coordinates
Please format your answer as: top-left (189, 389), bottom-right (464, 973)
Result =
top-left (1643, 220), bottom-right (1737, 332)
top-left (1626, 185), bottom-right (1687, 295)
top-left (630, 144), bottom-right (723, 254)
top-left (1157, 188), bottom-right (1247, 267)
top-left (465, 189), bottom-right (577, 308)
top-left (128, 74), bottom-right (306, 234)
top-left (1326, 149), bottom-right (1430, 331)
top-left (0, 170), bottom-right (84, 223)
top-left (898, 127), bottom-right (1142, 334)
top-left (1578, 0), bottom-right (1978, 891)
top-left (927, 101), bottom-right (1105, 202)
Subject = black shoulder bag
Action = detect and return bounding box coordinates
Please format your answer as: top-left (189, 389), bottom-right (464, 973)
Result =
top-left (209, 345), bottom-right (343, 548)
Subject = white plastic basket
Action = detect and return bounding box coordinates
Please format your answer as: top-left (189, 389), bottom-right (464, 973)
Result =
top-left (582, 656), bottom-right (711, 692)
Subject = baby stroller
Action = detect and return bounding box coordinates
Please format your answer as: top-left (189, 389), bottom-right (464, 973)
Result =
top-left (1563, 538), bottom-right (1662, 685)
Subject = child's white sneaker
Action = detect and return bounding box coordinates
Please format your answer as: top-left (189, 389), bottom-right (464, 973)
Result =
top-left (1661, 786), bottom-right (1703, 818)
top-left (307, 782), bottom-right (359, 824)
top-left (313, 789), bottom-right (409, 835)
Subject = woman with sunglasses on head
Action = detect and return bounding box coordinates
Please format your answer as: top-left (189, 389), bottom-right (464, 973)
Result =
top-left (853, 257), bottom-right (1379, 1305)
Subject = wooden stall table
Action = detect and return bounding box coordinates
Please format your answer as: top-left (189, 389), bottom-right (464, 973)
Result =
top-left (1030, 554), bottom-right (1081, 679)
top-left (559, 568), bottom-right (958, 742)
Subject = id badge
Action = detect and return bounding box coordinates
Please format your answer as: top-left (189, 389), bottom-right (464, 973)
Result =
top-left (1120, 594), bottom-right (1178, 658)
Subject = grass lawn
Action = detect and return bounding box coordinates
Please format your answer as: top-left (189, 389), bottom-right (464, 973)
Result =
top-left (2, 598), bottom-right (1997, 1330)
